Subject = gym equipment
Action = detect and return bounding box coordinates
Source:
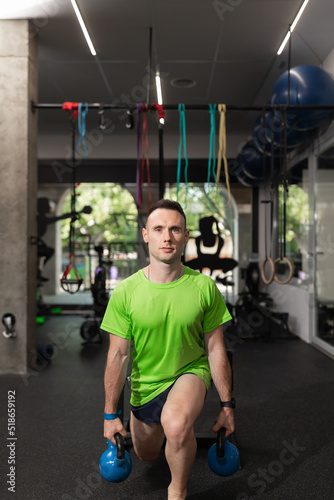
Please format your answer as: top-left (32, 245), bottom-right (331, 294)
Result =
top-left (253, 111), bottom-right (308, 153)
top-left (271, 65), bottom-right (334, 131)
top-left (260, 199), bottom-right (275, 285)
top-left (269, 112), bottom-right (309, 149)
top-left (80, 318), bottom-right (101, 343)
top-left (99, 433), bottom-right (132, 483)
top-left (217, 104), bottom-right (231, 208)
top-left (234, 257), bottom-right (295, 340)
top-left (2, 313), bottom-right (16, 339)
top-left (208, 428), bottom-right (239, 476)
top-left (61, 253), bottom-right (83, 294)
top-left (77, 102), bottom-right (88, 156)
top-left (274, 123), bottom-right (293, 285)
top-left (176, 103), bottom-right (189, 205)
top-left (239, 142), bottom-right (271, 181)
top-left (206, 104), bottom-right (218, 211)
top-left (60, 113), bottom-right (92, 294)
top-left (253, 112), bottom-right (277, 155)
top-left (79, 244), bottom-right (112, 343)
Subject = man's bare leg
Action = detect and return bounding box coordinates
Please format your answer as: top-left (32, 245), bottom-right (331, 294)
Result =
top-left (161, 374), bottom-right (206, 500)
top-left (130, 412), bottom-right (165, 462)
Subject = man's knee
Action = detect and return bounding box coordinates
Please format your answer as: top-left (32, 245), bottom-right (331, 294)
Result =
top-left (161, 413), bottom-right (192, 449)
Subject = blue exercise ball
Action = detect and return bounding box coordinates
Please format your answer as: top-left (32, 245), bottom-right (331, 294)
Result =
top-left (253, 112), bottom-right (277, 155)
top-left (271, 65), bottom-right (334, 130)
top-left (238, 142), bottom-right (272, 181)
top-left (237, 170), bottom-right (261, 187)
top-left (266, 110), bottom-right (310, 149)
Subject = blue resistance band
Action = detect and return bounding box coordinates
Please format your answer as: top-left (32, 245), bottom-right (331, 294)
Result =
top-left (177, 104), bottom-right (189, 206)
top-left (206, 104), bottom-right (219, 211)
top-left (77, 102), bottom-right (88, 157)
top-left (208, 104), bottom-right (217, 185)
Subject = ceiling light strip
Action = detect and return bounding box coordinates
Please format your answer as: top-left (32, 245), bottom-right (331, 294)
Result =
top-left (70, 0), bottom-right (96, 56)
top-left (155, 73), bottom-right (163, 105)
top-left (277, 0), bottom-right (310, 55)
top-left (155, 73), bottom-right (164, 124)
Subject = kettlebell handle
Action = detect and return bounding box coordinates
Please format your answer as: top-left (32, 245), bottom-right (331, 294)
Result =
top-left (115, 432), bottom-right (125, 460)
top-left (217, 428), bottom-right (226, 459)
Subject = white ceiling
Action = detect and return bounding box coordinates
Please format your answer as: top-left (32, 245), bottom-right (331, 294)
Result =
top-left (3, 0), bottom-right (334, 159)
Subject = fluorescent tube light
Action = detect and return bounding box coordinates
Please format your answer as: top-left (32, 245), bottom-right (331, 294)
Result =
top-left (155, 73), bottom-right (164, 124)
top-left (277, 0), bottom-right (310, 55)
top-left (70, 0), bottom-right (96, 56)
top-left (155, 73), bottom-right (163, 105)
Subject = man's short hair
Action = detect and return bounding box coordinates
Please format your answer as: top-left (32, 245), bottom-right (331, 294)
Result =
top-left (146, 199), bottom-right (187, 227)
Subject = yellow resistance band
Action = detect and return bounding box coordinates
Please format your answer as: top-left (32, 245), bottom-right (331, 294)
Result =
top-left (217, 104), bottom-right (231, 208)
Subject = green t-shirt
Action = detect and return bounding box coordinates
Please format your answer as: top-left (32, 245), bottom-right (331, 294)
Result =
top-left (101, 265), bottom-right (232, 406)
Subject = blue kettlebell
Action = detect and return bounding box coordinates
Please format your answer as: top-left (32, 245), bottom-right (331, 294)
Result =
top-left (208, 428), bottom-right (239, 476)
top-left (99, 433), bottom-right (132, 483)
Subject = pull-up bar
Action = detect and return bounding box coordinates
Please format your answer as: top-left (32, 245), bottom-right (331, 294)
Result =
top-left (32, 102), bottom-right (334, 111)
top-left (32, 100), bottom-right (334, 201)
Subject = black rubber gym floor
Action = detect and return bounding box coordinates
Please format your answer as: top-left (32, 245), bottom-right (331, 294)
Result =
top-left (1, 315), bottom-right (333, 500)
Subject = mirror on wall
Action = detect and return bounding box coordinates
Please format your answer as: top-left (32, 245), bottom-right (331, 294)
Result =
top-left (314, 148), bottom-right (334, 349)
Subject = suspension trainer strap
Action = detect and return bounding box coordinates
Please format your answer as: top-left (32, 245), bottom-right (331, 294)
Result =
top-left (60, 116), bottom-right (83, 294)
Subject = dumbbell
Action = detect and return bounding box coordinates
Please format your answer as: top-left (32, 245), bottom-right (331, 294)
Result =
top-left (99, 433), bottom-right (132, 483)
top-left (208, 428), bottom-right (239, 476)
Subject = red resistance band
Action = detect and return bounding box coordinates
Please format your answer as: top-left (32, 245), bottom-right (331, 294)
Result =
top-left (152, 103), bottom-right (164, 121)
top-left (62, 102), bottom-right (80, 120)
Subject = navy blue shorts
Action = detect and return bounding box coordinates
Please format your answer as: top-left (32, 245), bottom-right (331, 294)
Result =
top-left (130, 373), bottom-right (203, 425)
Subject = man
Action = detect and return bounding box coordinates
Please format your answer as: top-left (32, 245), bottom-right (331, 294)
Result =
top-left (101, 199), bottom-right (235, 500)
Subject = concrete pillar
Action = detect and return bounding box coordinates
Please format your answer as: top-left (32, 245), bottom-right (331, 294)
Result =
top-left (0, 20), bottom-right (38, 374)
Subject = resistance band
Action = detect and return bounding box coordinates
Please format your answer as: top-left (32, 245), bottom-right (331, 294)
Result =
top-left (77, 102), bottom-right (88, 156)
top-left (217, 104), bottom-right (231, 208)
top-left (152, 103), bottom-right (165, 122)
top-left (205, 104), bottom-right (218, 212)
top-left (62, 101), bottom-right (79, 119)
top-left (177, 104), bottom-right (189, 206)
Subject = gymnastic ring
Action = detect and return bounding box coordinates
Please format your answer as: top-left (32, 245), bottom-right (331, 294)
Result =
top-left (260, 257), bottom-right (275, 285)
top-left (273, 257), bottom-right (294, 284)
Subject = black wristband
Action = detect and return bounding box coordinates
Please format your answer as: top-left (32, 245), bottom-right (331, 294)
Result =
top-left (220, 397), bottom-right (236, 409)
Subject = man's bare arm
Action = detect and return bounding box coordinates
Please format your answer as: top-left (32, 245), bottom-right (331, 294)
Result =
top-left (104, 333), bottom-right (130, 444)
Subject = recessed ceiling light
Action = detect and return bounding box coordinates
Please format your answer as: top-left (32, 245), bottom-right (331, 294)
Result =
top-left (171, 78), bottom-right (196, 89)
